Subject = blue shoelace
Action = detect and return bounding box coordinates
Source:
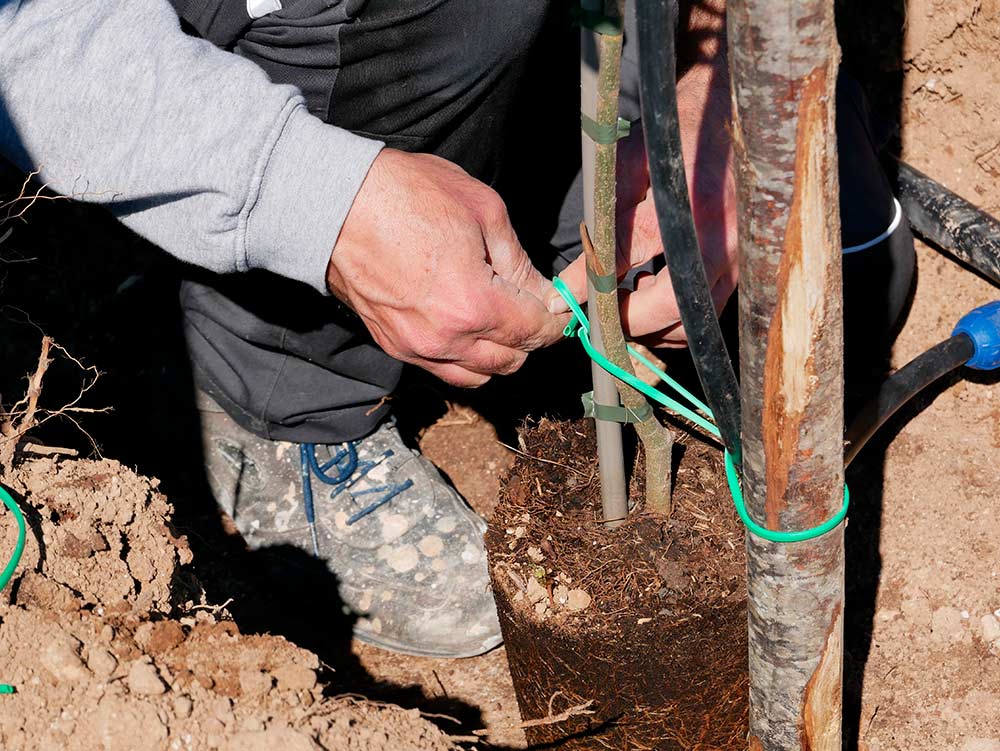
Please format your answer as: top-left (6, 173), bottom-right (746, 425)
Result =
top-left (299, 441), bottom-right (414, 556)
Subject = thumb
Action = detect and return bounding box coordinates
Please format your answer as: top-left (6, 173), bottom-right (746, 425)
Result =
top-left (552, 254), bottom-right (588, 314)
top-left (482, 204), bottom-right (570, 316)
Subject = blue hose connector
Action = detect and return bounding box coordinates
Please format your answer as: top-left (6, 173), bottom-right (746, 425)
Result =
top-left (953, 301), bottom-right (1000, 370)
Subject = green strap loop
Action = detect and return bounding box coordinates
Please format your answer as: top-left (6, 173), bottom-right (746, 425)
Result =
top-left (724, 450), bottom-right (850, 544)
top-left (1, 483), bottom-right (26, 695)
top-left (581, 114), bottom-right (631, 145)
top-left (582, 391), bottom-right (654, 424)
top-left (552, 277), bottom-right (849, 543)
top-left (586, 265), bottom-right (618, 293)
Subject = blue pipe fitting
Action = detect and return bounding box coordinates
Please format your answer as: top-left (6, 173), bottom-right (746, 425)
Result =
top-left (953, 301), bottom-right (1000, 370)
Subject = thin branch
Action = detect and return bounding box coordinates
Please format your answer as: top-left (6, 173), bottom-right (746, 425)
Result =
top-left (520, 692), bottom-right (596, 728)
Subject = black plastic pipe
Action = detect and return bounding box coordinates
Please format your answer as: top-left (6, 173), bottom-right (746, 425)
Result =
top-left (898, 160), bottom-right (1000, 285)
top-left (636, 0), bottom-right (743, 464)
top-left (844, 333), bottom-right (974, 466)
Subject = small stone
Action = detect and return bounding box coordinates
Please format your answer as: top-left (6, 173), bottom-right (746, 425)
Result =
top-left (534, 600), bottom-right (548, 616)
top-left (637, 617), bottom-right (652, 625)
top-left (980, 614), bottom-right (1000, 644)
top-left (87, 647), bottom-right (118, 679)
top-left (173, 695), bottom-right (193, 719)
top-left (525, 577), bottom-right (547, 605)
top-left (553, 584), bottom-right (570, 606)
top-left (127, 660), bottom-right (167, 696)
top-left (513, 526), bottom-right (526, 539)
top-left (565, 589), bottom-right (592, 611)
top-left (527, 546), bottom-right (545, 563)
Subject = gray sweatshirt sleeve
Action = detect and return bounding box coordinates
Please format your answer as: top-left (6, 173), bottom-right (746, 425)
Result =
top-left (0, 0), bottom-right (382, 293)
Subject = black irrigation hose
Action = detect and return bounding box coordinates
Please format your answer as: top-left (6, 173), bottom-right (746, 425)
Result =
top-left (844, 333), bottom-right (975, 466)
top-left (636, 0), bottom-right (743, 464)
top-left (898, 160), bottom-right (1000, 285)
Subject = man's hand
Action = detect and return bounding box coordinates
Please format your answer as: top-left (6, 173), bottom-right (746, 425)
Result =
top-left (554, 59), bottom-right (737, 348)
top-left (328, 149), bottom-right (566, 387)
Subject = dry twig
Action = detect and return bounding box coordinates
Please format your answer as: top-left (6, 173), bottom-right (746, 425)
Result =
top-left (0, 336), bottom-right (107, 470)
top-left (520, 691), bottom-right (595, 728)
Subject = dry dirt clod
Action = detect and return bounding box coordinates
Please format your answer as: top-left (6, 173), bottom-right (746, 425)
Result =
top-left (86, 646), bottom-right (118, 679)
top-left (127, 659), bottom-right (168, 696)
top-left (273, 664), bottom-right (318, 693)
top-left (223, 727), bottom-right (321, 751)
top-left (41, 635), bottom-right (90, 683)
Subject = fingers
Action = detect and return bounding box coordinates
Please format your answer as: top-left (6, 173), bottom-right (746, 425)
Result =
top-left (623, 270), bottom-right (736, 347)
top-left (479, 275), bottom-right (569, 350)
top-left (553, 255), bottom-right (588, 313)
top-left (620, 269), bottom-right (682, 340)
top-left (423, 362), bottom-right (492, 388)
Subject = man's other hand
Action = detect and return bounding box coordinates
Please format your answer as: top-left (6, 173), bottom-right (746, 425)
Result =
top-left (555, 59), bottom-right (737, 348)
top-left (328, 149), bottom-right (566, 387)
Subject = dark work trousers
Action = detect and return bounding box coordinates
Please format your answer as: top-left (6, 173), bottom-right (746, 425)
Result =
top-left (174, 0), bottom-right (913, 445)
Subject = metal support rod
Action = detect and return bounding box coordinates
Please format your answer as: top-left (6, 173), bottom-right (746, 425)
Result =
top-left (581, 14), bottom-right (628, 527)
top-left (729, 1), bottom-right (846, 748)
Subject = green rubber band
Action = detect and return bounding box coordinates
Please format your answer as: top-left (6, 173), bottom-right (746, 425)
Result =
top-left (1, 486), bottom-right (25, 594)
top-left (552, 277), bottom-right (849, 543)
top-left (1, 484), bottom-right (26, 696)
top-left (586, 265), bottom-right (618, 293)
top-left (582, 391), bottom-right (653, 423)
top-left (580, 114), bottom-right (631, 145)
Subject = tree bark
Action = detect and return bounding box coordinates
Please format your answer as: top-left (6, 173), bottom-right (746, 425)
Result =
top-left (727, 1), bottom-right (845, 749)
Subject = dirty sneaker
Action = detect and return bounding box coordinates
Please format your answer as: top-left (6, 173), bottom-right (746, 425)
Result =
top-left (198, 395), bottom-right (501, 658)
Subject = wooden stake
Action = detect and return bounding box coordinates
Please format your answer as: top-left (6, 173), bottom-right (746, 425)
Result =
top-left (728, 1), bottom-right (846, 748)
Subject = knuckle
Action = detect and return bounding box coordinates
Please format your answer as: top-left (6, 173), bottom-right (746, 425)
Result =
top-left (476, 188), bottom-right (509, 228)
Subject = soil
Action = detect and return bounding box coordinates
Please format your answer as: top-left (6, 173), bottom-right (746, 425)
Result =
top-left (3, 1), bottom-right (1000, 749)
top-left (486, 420), bottom-right (747, 749)
top-left (0, 458), bottom-right (460, 751)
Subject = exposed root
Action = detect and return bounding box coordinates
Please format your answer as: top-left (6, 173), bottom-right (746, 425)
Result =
top-left (0, 336), bottom-right (106, 472)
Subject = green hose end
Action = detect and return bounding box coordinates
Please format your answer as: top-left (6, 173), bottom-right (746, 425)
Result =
top-left (0, 685), bottom-right (15, 694)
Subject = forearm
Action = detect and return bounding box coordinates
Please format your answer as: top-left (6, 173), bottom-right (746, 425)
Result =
top-left (0, 0), bottom-right (381, 293)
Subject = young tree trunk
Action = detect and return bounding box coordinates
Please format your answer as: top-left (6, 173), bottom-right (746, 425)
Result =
top-left (584, 10), bottom-right (674, 518)
top-left (728, 1), bottom-right (846, 749)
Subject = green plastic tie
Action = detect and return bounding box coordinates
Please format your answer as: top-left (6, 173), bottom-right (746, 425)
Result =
top-left (552, 277), bottom-right (849, 543)
top-left (1, 484), bottom-right (26, 696)
top-left (582, 391), bottom-right (653, 424)
top-left (586, 265), bottom-right (618, 293)
top-left (580, 114), bottom-right (631, 145)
